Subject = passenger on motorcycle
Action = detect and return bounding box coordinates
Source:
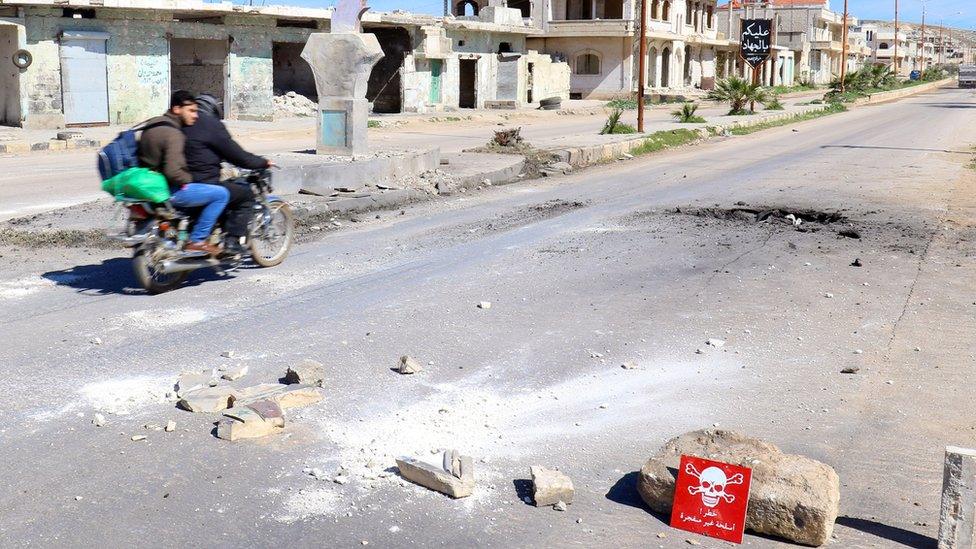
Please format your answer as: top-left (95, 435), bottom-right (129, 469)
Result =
top-left (183, 93), bottom-right (274, 256)
top-left (138, 90), bottom-right (229, 256)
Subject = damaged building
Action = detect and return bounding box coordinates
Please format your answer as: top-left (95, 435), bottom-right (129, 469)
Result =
top-left (0, 0), bottom-right (570, 129)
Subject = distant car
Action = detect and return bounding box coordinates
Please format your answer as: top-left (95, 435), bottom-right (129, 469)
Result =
top-left (960, 64), bottom-right (976, 89)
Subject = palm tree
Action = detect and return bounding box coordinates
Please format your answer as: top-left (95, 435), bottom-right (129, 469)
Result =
top-left (707, 77), bottom-right (768, 115)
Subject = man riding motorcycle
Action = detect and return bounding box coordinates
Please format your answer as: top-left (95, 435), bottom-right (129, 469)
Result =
top-left (138, 90), bottom-right (229, 256)
top-left (183, 93), bottom-right (273, 256)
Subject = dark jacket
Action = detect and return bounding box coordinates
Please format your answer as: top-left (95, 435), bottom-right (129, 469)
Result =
top-left (137, 113), bottom-right (194, 191)
top-left (184, 113), bottom-right (267, 184)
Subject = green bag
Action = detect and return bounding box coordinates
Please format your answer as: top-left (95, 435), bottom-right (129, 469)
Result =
top-left (101, 167), bottom-right (171, 202)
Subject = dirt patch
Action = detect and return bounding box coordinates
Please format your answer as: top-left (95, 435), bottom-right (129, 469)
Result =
top-left (448, 199), bottom-right (589, 241)
top-left (0, 228), bottom-right (120, 249)
top-left (673, 206), bottom-right (848, 226)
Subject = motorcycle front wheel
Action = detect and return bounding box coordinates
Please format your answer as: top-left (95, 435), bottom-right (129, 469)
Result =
top-left (249, 200), bottom-right (295, 268)
top-left (133, 248), bottom-right (188, 295)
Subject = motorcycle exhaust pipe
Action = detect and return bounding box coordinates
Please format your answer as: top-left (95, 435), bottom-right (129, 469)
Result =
top-left (159, 258), bottom-right (219, 274)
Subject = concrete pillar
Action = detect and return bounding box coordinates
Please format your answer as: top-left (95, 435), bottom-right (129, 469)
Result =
top-left (939, 446), bottom-right (976, 549)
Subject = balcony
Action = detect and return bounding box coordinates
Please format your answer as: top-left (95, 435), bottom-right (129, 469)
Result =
top-left (811, 40), bottom-right (842, 52)
top-left (545, 19), bottom-right (635, 37)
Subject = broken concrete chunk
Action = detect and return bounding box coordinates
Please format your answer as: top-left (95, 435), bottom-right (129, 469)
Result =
top-left (164, 420), bottom-right (176, 432)
top-left (621, 361), bottom-right (638, 370)
top-left (177, 386), bottom-right (236, 413)
top-left (531, 466), bottom-right (575, 507)
top-left (234, 383), bottom-right (288, 405)
top-left (285, 359), bottom-right (326, 387)
top-left (637, 429), bottom-right (840, 546)
top-left (131, 435), bottom-right (147, 442)
top-left (477, 301), bottom-right (492, 310)
top-left (398, 356), bottom-right (423, 375)
top-left (175, 370), bottom-right (216, 397)
top-left (221, 365), bottom-right (249, 381)
top-left (705, 338), bottom-right (725, 348)
top-left (275, 385), bottom-right (324, 410)
top-left (554, 500), bottom-right (568, 511)
top-left (92, 413), bottom-right (106, 427)
top-left (396, 450), bottom-right (474, 498)
top-left (216, 400), bottom-right (285, 441)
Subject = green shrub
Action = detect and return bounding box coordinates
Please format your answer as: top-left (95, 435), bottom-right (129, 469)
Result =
top-left (606, 97), bottom-right (638, 110)
top-left (671, 103), bottom-right (706, 123)
top-left (763, 96), bottom-right (785, 110)
top-left (707, 77), bottom-right (768, 114)
top-left (600, 108), bottom-right (637, 134)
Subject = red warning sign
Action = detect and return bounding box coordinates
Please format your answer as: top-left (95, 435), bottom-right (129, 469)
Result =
top-left (670, 455), bottom-right (753, 544)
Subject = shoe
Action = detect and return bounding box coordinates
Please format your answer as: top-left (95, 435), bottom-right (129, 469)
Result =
top-left (185, 241), bottom-right (221, 256)
top-left (224, 239), bottom-right (247, 256)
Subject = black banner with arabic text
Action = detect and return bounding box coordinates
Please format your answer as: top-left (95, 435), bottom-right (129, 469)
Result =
top-left (740, 19), bottom-right (773, 69)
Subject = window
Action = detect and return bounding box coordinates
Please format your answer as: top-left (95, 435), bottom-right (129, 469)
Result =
top-left (685, 0), bottom-right (692, 24)
top-left (651, 0), bottom-right (660, 20)
top-left (662, 0), bottom-right (671, 21)
top-left (879, 42), bottom-right (889, 49)
top-left (62, 8), bottom-right (96, 19)
top-left (575, 52), bottom-right (600, 75)
top-left (706, 6), bottom-right (713, 28)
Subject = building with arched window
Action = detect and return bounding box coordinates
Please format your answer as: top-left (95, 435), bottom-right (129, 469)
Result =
top-left (526, 0), bottom-right (727, 98)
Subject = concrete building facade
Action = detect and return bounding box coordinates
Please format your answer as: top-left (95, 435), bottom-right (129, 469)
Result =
top-left (0, 0), bottom-right (570, 129)
top-left (525, 0), bottom-right (728, 99)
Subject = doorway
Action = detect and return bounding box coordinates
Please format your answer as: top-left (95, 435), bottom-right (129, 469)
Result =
top-left (459, 58), bottom-right (477, 108)
top-left (170, 38), bottom-right (228, 103)
top-left (60, 31), bottom-right (109, 126)
top-left (366, 27), bottom-right (411, 113)
top-left (429, 59), bottom-right (443, 105)
top-left (526, 62), bottom-right (534, 103)
top-left (0, 24), bottom-right (21, 126)
top-left (660, 47), bottom-right (671, 87)
top-left (272, 42), bottom-right (316, 98)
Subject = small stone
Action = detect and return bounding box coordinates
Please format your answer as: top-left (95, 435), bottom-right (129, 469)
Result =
top-left (686, 540), bottom-right (701, 546)
top-left (131, 435), bottom-right (147, 442)
top-left (695, 348), bottom-right (705, 355)
top-left (705, 338), bottom-right (725, 348)
top-left (530, 466), bottom-right (575, 506)
top-left (284, 359), bottom-right (326, 386)
top-left (90, 337), bottom-right (102, 345)
top-left (620, 361), bottom-right (638, 370)
top-left (885, 380), bottom-right (894, 385)
top-left (554, 500), bottom-right (567, 511)
top-left (851, 258), bottom-right (863, 267)
top-left (825, 292), bottom-right (834, 298)
top-left (398, 356), bottom-right (423, 375)
top-left (477, 301), bottom-right (492, 310)
top-left (914, 346), bottom-right (921, 352)
top-left (854, 349), bottom-right (863, 355)
top-left (840, 366), bottom-right (860, 374)
top-left (334, 475), bottom-right (350, 485)
top-left (221, 365), bottom-right (249, 381)
top-left (657, 533), bottom-right (667, 539)
top-left (220, 351), bottom-right (235, 359)
top-left (165, 420), bottom-right (176, 432)
top-left (93, 413), bottom-right (106, 427)
top-left (576, 518), bottom-right (583, 524)
top-left (74, 496), bottom-right (83, 501)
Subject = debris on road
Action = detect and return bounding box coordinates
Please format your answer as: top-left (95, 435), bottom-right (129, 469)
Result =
top-left (130, 435), bottom-right (147, 442)
top-left (221, 351), bottom-right (236, 359)
top-left (165, 420), bottom-right (176, 432)
top-left (530, 466), bottom-right (575, 507)
top-left (838, 228), bottom-right (861, 239)
top-left (175, 370), bottom-right (216, 397)
top-left (851, 258), bottom-right (863, 267)
top-left (92, 413), bottom-right (106, 427)
top-left (275, 385), bottom-right (325, 410)
top-left (177, 386), bottom-right (237, 413)
top-left (216, 400), bottom-right (285, 441)
top-left (637, 429), bottom-right (840, 546)
top-left (396, 449), bottom-right (475, 498)
top-left (840, 366), bottom-right (860, 374)
top-left (284, 359), bottom-right (326, 387)
top-left (477, 301), bottom-right (492, 310)
top-left (397, 356), bottom-right (423, 375)
top-left (621, 361), bottom-right (638, 370)
top-left (221, 365), bottom-right (249, 382)
top-left (705, 338), bottom-right (725, 348)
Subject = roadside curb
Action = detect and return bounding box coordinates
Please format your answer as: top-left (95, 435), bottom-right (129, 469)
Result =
top-left (0, 137), bottom-right (101, 155)
top-left (849, 78), bottom-right (955, 107)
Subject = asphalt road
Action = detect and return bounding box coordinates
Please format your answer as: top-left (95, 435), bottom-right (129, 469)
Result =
top-left (1, 87), bottom-right (974, 548)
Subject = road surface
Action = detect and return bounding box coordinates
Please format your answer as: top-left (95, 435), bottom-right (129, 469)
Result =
top-left (0, 87), bottom-right (974, 547)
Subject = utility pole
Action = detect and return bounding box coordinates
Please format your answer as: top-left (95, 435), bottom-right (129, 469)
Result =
top-left (917, 0), bottom-right (926, 72)
top-left (839, 0), bottom-right (849, 92)
top-left (637, 0), bottom-right (647, 133)
top-left (938, 21), bottom-right (943, 65)
top-left (893, 0), bottom-right (899, 76)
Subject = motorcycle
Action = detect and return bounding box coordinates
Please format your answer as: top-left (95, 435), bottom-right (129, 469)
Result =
top-left (108, 168), bottom-right (294, 294)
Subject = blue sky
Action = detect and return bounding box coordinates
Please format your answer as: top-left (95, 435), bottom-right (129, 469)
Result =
top-left (278, 0), bottom-right (973, 29)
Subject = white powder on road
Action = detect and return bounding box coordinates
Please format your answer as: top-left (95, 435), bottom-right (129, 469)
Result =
top-left (78, 375), bottom-right (173, 416)
top-left (121, 308), bottom-right (209, 330)
top-left (0, 275), bottom-right (58, 299)
top-left (276, 487), bottom-right (344, 523)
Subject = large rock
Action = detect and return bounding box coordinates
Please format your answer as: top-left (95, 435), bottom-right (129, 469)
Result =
top-left (396, 449), bottom-right (474, 498)
top-left (531, 466), bottom-right (574, 506)
top-left (637, 429), bottom-right (840, 547)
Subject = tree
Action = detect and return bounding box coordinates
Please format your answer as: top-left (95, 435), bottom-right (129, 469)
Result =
top-left (706, 77), bottom-right (769, 115)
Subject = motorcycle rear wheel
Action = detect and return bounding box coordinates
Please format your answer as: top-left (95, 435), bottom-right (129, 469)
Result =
top-left (249, 201), bottom-right (294, 268)
top-left (133, 249), bottom-right (188, 294)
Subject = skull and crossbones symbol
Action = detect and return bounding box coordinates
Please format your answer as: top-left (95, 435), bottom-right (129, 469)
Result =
top-left (685, 463), bottom-right (744, 508)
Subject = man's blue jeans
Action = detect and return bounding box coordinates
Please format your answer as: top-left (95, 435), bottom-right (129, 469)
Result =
top-left (170, 184), bottom-right (230, 242)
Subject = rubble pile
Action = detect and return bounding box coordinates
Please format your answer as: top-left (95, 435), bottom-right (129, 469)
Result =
top-left (274, 91), bottom-right (317, 118)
